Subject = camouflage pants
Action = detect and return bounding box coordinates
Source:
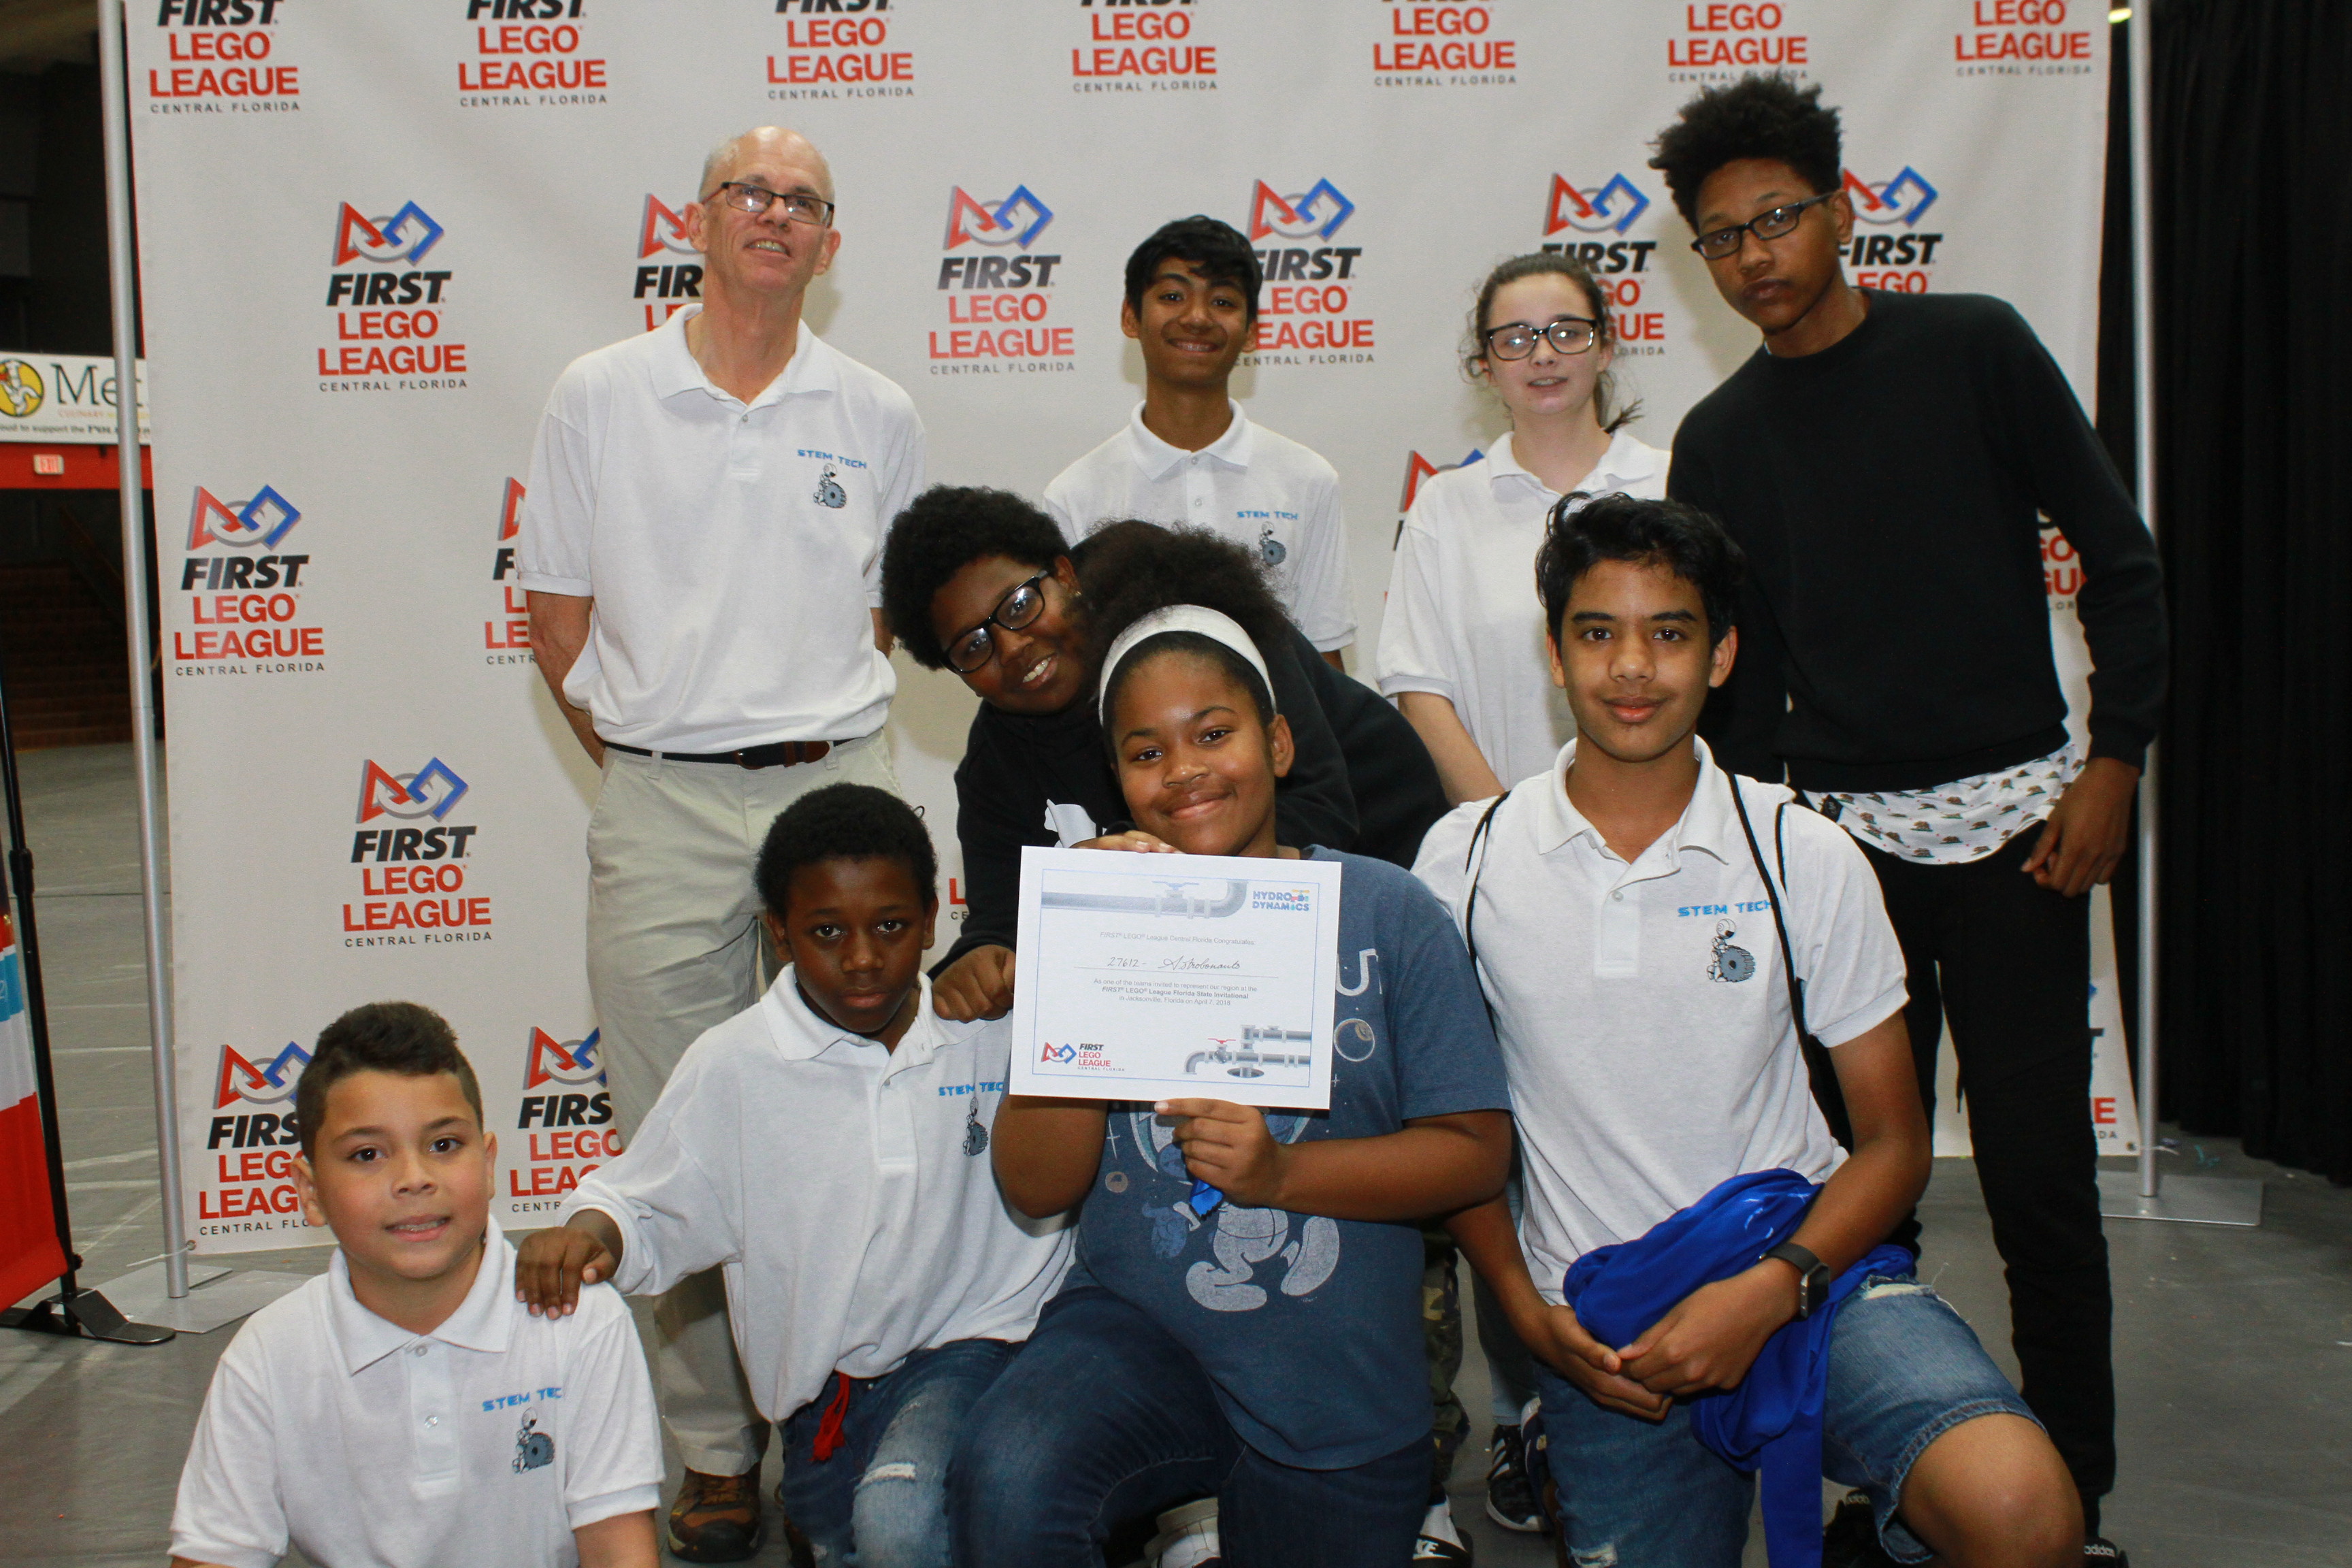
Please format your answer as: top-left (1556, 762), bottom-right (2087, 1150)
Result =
top-left (1423, 1222), bottom-right (1467, 1496)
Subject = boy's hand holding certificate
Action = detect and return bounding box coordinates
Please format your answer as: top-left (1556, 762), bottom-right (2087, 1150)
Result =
top-left (1009, 845), bottom-right (1342, 1110)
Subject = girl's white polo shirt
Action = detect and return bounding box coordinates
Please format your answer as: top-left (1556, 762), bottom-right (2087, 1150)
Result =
top-left (561, 971), bottom-right (1073, 1420)
top-left (1413, 740), bottom-right (1907, 1304)
top-left (171, 1219), bottom-right (659, 1568)
top-left (1378, 429), bottom-right (1667, 790)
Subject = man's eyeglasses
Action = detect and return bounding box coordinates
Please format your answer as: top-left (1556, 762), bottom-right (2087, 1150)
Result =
top-left (1482, 318), bottom-right (1599, 361)
top-left (947, 572), bottom-right (1051, 674)
top-left (1690, 191), bottom-right (1838, 261)
top-left (712, 182), bottom-right (835, 228)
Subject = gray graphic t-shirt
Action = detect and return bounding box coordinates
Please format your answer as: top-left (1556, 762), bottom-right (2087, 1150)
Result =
top-left (1066, 849), bottom-right (1510, 1469)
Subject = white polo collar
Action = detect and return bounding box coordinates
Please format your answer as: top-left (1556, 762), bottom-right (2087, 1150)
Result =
top-left (648, 304), bottom-right (840, 408)
top-left (325, 1216), bottom-right (514, 1375)
top-left (1485, 427), bottom-right (1666, 501)
top-left (757, 966), bottom-right (948, 1073)
top-left (1535, 736), bottom-right (1739, 866)
top-left (1124, 399), bottom-right (1254, 482)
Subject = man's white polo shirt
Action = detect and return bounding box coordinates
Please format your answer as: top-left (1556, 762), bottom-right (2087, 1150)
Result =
top-left (1378, 429), bottom-right (1668, 789)
top-left (1413, 740), bottom-right (1906, 1303)
top-left (1041, 400), bottom-right (1356, 651)
top-left (171, 1219), bottom-right (659, 1568)
top-left (517, 306), bottom-right (924, 753)
top-left (562, 971), bottom-right (1073, 1420)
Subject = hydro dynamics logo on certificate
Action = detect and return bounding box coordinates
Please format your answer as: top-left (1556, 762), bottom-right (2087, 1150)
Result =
top-left (1009, 847), bottom-right (1343, 1111)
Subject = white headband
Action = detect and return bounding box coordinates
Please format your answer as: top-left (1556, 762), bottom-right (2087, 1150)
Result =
top-left (1097, 604), bottom-right (1277, 721)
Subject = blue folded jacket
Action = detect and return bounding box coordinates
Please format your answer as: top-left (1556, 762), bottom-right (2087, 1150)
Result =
top-left (1563, 1168), bottom-right (1913, 1568)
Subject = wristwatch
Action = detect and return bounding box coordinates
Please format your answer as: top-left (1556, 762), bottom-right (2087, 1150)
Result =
top-left (1763, 1241), bottom-right (1832, 1319)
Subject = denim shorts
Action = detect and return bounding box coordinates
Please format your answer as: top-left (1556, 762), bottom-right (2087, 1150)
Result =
top-left (1532, 1272), bottom-right (2038, 1567)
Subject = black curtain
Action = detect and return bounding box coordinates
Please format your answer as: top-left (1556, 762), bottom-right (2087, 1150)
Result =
top-left (2141, 1), bottom-right (2352, 1181)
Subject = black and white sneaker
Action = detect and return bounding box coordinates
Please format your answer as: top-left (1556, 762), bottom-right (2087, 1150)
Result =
top-left (1412, 1501), bottom-right (1473, 1563)
top-left (1484, 1424), bottom-right (1545, 1533)
top-left (2083, 1538), bottom-right (2131, 1567)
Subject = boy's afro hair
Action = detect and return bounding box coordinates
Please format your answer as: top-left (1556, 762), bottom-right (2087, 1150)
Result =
top-left (1075, 519), bottom-right (1294, 667)
top-left (881, 486), bottom-right (1071, 670)
top-left (1649, 73), bottom-right (1842, 229)
top-left (755, 783), bottom-right (938, 919)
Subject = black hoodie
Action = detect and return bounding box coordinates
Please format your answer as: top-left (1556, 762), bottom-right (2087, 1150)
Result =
top-left (936, 625), bottom-right (1448, 970)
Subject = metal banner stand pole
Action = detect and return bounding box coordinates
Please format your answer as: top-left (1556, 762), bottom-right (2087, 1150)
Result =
top-left (2098, 0), bottom-right (2259, 1228)
top-left (86, 0), bottom-right (311, 1331)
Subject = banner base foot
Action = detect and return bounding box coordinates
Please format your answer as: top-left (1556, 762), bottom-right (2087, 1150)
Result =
top-left (2097, 1170), bottom-right (2264, 1227)
top-left (81, 1261), bottom-right (308, 1334)
top-left (2, 1288), bottom-right (175, 1343)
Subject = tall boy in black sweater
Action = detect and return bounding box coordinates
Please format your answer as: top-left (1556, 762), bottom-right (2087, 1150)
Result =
top-left (1653, 76), bottom-right (2163, 1566)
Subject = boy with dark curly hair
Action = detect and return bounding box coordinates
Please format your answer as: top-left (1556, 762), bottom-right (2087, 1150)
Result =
top-left (1651, 72), bottom-right (2163, 1566)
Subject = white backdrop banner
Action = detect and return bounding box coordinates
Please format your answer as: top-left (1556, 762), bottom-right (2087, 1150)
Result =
top-left (126, 0), bottom-right (2125, 1253)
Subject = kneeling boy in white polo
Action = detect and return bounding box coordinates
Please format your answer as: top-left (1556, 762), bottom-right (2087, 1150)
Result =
top-left (172, 1003), bottom-right (661, 1568)
top-left (518, 784), bottom-right (1073, 1568)
top-left (1415, 495), bottom-right (2083, 1568)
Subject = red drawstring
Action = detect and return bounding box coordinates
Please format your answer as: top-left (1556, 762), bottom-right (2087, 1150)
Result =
top-left (811, 1371), bottom-right (853, 1462)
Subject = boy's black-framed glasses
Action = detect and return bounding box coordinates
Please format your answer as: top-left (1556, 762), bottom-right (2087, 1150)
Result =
top-left (712, 182), bottom-right (835, 228)
top-left (1482, 318), bottom-right (1600, 360)
top-left (1689, 191), bottom-right (1838, 261)
top-left (946, 571), bottom-right (1052, 674)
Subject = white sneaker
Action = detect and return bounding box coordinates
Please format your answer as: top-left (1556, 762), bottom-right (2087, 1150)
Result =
top-left (1143, 1497), bottom-right (1220, 1568)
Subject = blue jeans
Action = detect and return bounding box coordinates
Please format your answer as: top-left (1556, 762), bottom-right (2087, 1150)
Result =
top-left (1532, 1272), bottom-right (2038, 1567)
top-left (777, 1339), bottom-right (1019, 1568)
top-left (950, 1286), bottom-right (1428, 1568)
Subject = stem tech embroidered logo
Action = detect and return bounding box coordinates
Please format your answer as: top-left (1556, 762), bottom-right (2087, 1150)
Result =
top-left (1708, 920), bottom-right (1757, 983)
top-left (1545, 174), bottom-right (1650, 237)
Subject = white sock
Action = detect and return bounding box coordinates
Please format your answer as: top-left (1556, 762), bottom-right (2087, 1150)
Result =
top-left (1420, 1501), bottom-right (1463, 1546)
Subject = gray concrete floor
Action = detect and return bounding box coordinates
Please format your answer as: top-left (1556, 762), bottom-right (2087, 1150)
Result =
top-left (3, 744), bottom-right (2348, 1567)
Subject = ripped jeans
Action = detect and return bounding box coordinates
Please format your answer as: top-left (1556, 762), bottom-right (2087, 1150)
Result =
top-left (777, 1339), bottom-right (1019, 1568)
top-left (1532, 1272), bottom-right (2038, 1567)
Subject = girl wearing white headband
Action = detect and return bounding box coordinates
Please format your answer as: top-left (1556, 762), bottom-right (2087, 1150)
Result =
top-left (954, 603), bottom-right (1514, 1568)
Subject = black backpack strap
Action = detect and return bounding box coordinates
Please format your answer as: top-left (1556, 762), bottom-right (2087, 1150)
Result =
top-left (1458, 794), bottom-right (1509, 1028)
top-left (1728, 781), bottom-right (1855, 1149)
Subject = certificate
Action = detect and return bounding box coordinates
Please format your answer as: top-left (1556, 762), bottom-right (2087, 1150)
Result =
top-left (1007, 846), bottom-right (1343, 1110)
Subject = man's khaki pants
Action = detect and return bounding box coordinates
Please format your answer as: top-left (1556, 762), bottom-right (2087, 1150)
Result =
top-left (587, 732), bottom-right (899, 1476)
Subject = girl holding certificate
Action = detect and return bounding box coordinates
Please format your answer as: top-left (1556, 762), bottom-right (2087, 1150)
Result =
top-left (952, 604), bottom-right (1514, 1567)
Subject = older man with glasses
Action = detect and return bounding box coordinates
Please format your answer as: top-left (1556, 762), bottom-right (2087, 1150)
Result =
top-left (517, 125), bottom-right (923, 1563)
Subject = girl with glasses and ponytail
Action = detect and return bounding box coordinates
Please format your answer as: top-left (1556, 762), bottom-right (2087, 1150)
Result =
top-left (1377, 253), bottom-right (1669, 807)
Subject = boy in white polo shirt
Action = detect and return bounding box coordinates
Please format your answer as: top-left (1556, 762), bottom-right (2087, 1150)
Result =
top-left (1041, 215), bottom-right (1356, 665)
top-left (518, 784), bottom-right (1072, 1568)
top-left (171, 1002), bottom-right (660, 1568)
top-left (1415, 495), bottom-right (2083, 1567)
